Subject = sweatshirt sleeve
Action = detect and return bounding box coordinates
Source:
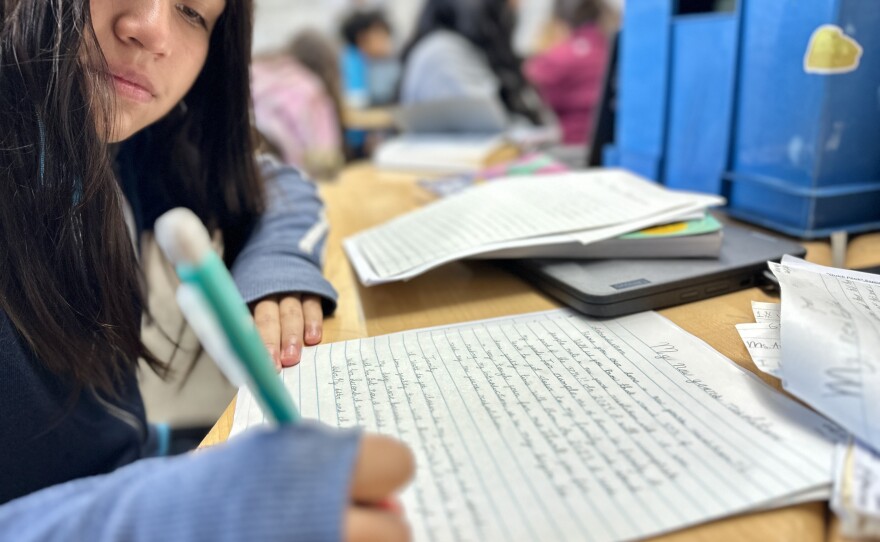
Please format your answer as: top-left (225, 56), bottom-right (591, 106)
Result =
top-left (400, 31), bottom-right (502, 107)
top-left (231, 154), bottom-right (338, 314)
top-left (0, 423), bottom-right (361, 542)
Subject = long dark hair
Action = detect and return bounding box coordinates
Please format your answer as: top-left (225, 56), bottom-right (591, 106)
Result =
top-left (401, 0), bottom-right (543, 125)
top-left (554, 0), bottom-right (605, 28)
top-left (0, 0), bottom-right (263, 396)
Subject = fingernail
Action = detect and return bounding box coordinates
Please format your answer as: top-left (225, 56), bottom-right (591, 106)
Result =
top-left (378, 498), bottom-right (404, 515)
top-left (283, 343), bottom-right (299, 361)
top-left (305, 324), bottom-right (321, 343)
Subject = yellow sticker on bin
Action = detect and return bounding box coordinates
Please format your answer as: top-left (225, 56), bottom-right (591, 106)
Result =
top-left (804, 24), bottom-right (863, 75)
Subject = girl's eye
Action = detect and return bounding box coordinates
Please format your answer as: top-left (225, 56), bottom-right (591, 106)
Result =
top-left (176, 4), bottom-right (207, 29)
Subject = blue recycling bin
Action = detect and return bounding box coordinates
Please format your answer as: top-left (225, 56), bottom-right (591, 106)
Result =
top-left (609, 0), bottom-right (880, 238)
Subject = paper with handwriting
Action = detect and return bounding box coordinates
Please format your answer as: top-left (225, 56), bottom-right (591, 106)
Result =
top-left (736, 321), bottom-right (782, 378)
top-left (343, 169), bottom-right (723, 285)
top-left (233, 310), bottom-right (835, 541)
top-left (770, 256), bottom-right (880, 451)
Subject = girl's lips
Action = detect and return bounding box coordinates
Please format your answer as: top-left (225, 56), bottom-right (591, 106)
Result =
top-left (110, 72), bottom-right (154, 103)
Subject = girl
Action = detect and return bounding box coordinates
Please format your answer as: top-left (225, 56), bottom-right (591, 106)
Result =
top-left (525, 0), bottom-right (611, 144)
top-left (252, 29), bottom-right (346, 178)
top-left (0, 1), bottom-right (411, 534)
top-left (399, 0), bottom-right (549, 128)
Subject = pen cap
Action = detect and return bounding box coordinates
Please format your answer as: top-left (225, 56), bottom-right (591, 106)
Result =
top-left (155, 208), bottom-right (213, 267)
top-left (155, 207), bottom-right (299, 425)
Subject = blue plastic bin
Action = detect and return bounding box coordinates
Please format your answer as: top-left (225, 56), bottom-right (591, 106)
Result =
top-left (732, 0), bottom-right (880, 187)
top-left (611, 0), bottom-right (880, 237)
top-left (616, 0), bottom-right (673, 181)
top-left (725, 173), bottom-right (880, 238)
top-left (663, 12), bottom-right (740, 194)
top-left (616, 1), bottom-right (740, 189)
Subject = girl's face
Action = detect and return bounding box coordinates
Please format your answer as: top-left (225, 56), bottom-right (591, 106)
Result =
top-left (90, 0), bottom-right (226, 142)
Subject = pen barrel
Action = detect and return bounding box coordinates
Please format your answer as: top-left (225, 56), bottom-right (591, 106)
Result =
top-left (178, 252), bottom-right (299, 424)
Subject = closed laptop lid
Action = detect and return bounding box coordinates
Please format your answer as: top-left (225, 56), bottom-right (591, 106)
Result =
top-left (508, 223), bottom-right (806, 316)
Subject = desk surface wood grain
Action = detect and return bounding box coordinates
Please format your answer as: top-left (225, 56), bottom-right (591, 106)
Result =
top-left (203, 163), bottom-right (880, 542)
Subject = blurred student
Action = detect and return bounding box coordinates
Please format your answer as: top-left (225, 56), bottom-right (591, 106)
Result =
top-left (525, 0), bottom-right (611, 145)
top-left (399, 0), bottom-right (547, 128)
top-left (339, 8), bottom-right (400, 108)
top-left (252, 30), bottom-right (346, 178)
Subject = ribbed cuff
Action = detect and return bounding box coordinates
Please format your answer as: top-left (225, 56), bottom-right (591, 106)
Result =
top-left (233, 255), bottom-right (339, 315)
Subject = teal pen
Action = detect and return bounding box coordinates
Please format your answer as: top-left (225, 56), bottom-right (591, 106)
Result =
top-left (155, 207), bottom-right (299, 425)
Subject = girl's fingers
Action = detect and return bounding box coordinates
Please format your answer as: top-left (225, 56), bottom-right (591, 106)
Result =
top-left (350, 435), bottom-right (415, 504)
top-left (278, 294), bottom-right (305, 367)
top-left (252, 297), bottom-right (281, 369)
top-left (302, 294), bottom-right (324, 345)
top-left (344, 507), bottom-right (411, 542)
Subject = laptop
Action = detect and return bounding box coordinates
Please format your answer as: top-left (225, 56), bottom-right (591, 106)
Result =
top-left (505, 223), bottom-right (806, 317)
top-left (392, 96), bottom-right (508, 134)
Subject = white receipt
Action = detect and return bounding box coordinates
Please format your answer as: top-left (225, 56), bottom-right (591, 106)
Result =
top-left (343, 169), bottom-right (723, 285)
top-left (770, 256), bottom-right (880, 451)
top-left (233, 310), bottom-right (835, 542)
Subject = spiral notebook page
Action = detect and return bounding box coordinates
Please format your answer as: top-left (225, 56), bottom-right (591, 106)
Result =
top-left (232, 310), bottom-right (836, 542)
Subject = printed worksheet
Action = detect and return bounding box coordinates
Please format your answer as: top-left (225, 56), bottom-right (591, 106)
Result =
top-left (233, 310), bottom-right (836, 542)
top-left (770, 256), bottom-right (880, 451)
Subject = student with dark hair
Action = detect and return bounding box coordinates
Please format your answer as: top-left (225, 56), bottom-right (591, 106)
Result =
top-left (339, 8), bottom-right (397, 107)
top-left (399, 0), bottom-right (548, 127)
top-left (340, 8), bottom-right (393, 59)
top-left (525, 0), bottom-right (611, 144)
top-left (252, 29), bottom-right (346, 178)
top-left (0, 0), bottom-right (411, 532)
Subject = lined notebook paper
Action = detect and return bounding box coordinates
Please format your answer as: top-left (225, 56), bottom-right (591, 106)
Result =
top-left (233, 310), bottom-right (837, 542)
top-left (343, 170), bottom-right (724, 285)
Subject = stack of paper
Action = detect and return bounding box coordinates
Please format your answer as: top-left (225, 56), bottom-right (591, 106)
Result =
top-left (736, 256), bottom-right (880, 536)
top-left (233, 309), bottom-right (837, 541)
top-left (344, 169), bottom-right (725, 285)
top-left (374, 134), bottom-right (518, 173)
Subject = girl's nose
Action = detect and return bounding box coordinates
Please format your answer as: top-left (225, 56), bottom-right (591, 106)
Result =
top-left (112, 0), bottom-right (172, 56)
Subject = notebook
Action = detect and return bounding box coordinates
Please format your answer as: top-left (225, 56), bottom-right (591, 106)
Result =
top-left (475, 214), bottom-right (724, 260)
top-left (505, 224), bottom-right (806, 317)
top-left (231, 309), bottom-right (837, 542)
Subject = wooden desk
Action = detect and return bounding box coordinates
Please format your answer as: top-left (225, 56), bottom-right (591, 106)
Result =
top-left (342, 107), bottom-right (396, 131)
top-left (204, 163), bottom-right (880, 541)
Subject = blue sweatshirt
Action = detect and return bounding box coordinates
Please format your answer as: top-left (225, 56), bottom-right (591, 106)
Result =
top-left (0, 424), bottom-right (362, 542)
top-left (0, 154), bottom-right (338, 504)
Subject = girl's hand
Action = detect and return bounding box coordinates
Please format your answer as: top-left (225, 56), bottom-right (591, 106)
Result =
top-left (251, 293), bottom-right (324, 368)
top-left (347, 435), bottom-right (414, 542)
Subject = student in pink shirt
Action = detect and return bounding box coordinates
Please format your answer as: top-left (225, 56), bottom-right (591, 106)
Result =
top-left (525, 0), bottom-right (612, 145)
top-left (252, 31), bottom-right (346, 178)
